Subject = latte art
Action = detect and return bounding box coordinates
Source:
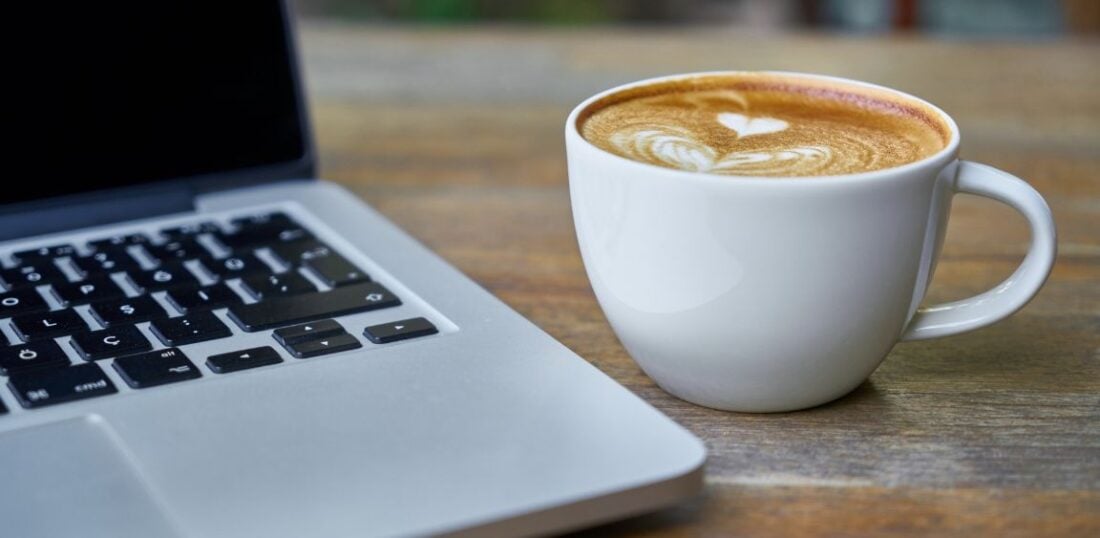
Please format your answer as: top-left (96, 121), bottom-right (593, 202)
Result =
top-left (578, 74), bottom-right (949, 177)
top-left (610, 125), bottom-right (832, 175)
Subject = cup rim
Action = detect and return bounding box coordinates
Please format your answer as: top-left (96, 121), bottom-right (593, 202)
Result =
top-left (566, 71), bottom-right (961, 185)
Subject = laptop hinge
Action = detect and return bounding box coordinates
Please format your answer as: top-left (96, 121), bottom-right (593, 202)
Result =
top-left (0, 183), bottom-right (194, 242)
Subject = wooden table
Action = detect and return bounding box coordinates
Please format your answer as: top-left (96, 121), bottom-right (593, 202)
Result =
top-left (299, 24), bottom-right (1099, 536)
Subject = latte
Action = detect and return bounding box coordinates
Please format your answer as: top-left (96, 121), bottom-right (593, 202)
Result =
top-left (577, 73), bottom-right (950, 177)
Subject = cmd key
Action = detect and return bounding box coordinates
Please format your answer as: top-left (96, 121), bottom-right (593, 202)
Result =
top-left (8, 363), bottom-right (117, 409)
top-left (228, 282), bottom-right (400, 331)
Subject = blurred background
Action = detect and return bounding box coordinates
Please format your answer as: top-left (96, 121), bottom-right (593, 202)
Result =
top-left (298, 0), bottom-right (1100, 35)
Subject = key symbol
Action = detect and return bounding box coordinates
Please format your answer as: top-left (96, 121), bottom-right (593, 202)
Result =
top-left (226, 258), bottom-right (245, 271)
top-left (153, 270), bottom-right (172, 282)
top-left (18, 349), bottom-right (37, 360)
top-left (120, 304), bottom-right (135, 315)
top-left (365, 293), bottom-right (383, 302)
top-left (394, 325), bottom-right (404, 330)
top-left (103, 335), bottom-right (120, 346)
top-left (2, 297), bottom-right (19, 306)
top-left (80, 284), bottom-right (96, 295)
top-left (42, 319), bottom-right (57, 327)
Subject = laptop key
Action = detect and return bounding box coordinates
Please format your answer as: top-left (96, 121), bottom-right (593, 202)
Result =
top-left (204, 253), bottom-right (271, 279)
top-left (273, 319), bottom-right (345, 346)
top-left (70, 325), bottom-right (152, 361)
top-left (285, 333), bottom-right (362, 359)
top-left (127, 264), bottom-right (200, 292)
top-left (12, 309), bottom-right (88, 341)
top-left (51, 276), bottom-right (126, 306)
top-left (228, 282), bottom-right (401, 331)
top-left (72, 251), bottom-right (142, 276)
top-left (240, 271), bottom-right (315, 300)
top-left (364, 317), bottom-right (439, 344)
top-left (1, 263), bottom-right (67, 289)
top-left (230, 212), bottom-right (295, 228)
top-left (8, 363), bottom-right (117, 409)
top-left (165, 283), bottom-right (242, 313)
top-left (0, 340), bottom-right (70, 376)
top-left (12, 244), bottom-right (78, 263)
top-left (302, 255), bottom-right (370, 287)
top-left (87, 233), bottom-right (149, 252)
top-left (90, 296), bottom-right (168, 327)
top-left (160, 222), bottom-right (221, 239)
top-left (267, 240), bottom-right (331, 266)
top-left (207, 346), bottom-right (283, 374)
top-left (150, 311), bottom-right (232, 346)
top-left (0, 288), bottom-right (50, 317)
top-left (145, 238), bottom-right (213, 263)
top-left (113, 348), bottom-right (201, 388)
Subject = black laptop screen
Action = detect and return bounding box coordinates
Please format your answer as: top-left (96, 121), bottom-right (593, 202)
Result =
top-left (6, 1), bottom-right (306, 204)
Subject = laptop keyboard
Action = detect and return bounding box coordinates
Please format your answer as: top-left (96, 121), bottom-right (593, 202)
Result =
top-left (0, 211), bottom-right (439, 413)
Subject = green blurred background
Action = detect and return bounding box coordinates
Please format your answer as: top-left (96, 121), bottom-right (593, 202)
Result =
top-left (297, 0), bottom-right (1100, 35)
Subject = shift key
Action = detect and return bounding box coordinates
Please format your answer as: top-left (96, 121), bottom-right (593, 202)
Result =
top-left (227, 282), bottom-right (400, 331)
top-left (8, 363), bottom-right (118, 409)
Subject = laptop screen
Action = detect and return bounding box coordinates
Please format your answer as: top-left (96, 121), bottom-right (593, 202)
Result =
top-left (7, 1), bottom-right (306, 205)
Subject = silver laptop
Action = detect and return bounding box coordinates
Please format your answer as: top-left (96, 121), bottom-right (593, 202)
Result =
top-left (0, 2), bottom-right (704, 536)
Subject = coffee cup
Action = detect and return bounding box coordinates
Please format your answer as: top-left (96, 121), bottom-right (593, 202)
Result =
top-left (566, 72), bottom-right (1056, 412)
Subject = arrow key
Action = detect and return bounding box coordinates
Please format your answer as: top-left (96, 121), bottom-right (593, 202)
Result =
top-left (272, 319), bottom-right (344, 346)
top-left (285, 333), bottom-right (361, 359)
top-left (207, 346), bottom-right (283, 374)
top-left (364, 317), bottom-right (438, 344)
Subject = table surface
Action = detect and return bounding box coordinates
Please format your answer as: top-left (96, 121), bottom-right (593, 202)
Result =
top-left (299, 23), bottom-right (1099, 536)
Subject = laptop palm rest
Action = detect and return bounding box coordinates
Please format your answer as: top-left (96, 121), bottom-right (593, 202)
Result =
top-left (0, 416), bottom-right (184, 538)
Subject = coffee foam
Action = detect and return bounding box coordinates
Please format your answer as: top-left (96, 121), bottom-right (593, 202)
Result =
top-left (577, 74), bottom-right (950, 177)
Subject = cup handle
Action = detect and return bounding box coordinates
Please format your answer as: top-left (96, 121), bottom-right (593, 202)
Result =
top-left (900, 161), bottom-right (1057, 341)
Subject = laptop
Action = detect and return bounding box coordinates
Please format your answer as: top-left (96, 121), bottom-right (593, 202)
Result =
top-left (0, 2), bottom-right (704, 536)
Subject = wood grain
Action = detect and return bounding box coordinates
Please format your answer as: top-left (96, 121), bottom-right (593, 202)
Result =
top-left (300, 24), bottom-right (1100, 536)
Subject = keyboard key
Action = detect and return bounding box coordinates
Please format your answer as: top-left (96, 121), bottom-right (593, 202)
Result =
top-left (267, 240), bottom-right (332, 266)
top-left (12, 244), bottom-right (78, 263)
top-left (273, 319), bottom-right (345, 346)
top-left (51, 276), bottom-right (126, 306)
top-left (363, 317), bottom-right (439, 344)
top-left (230, 212), bottom-right (294, 228)
top-left (0, 340), bottom-right (70, 376)
top-left (87, 233), bottom-right (149, 251)
top-left (12, 309), bottom-right (87, 341)
top-left (165, 284), bottom-right (241, 313)
top-left (284, 333), bottom-right (362, 359)
top-left (207, 346), bottom-right (283, 374)
top-left (1, 263), bottom-right (66, 289)
top-left (149, 311), bottom-right (232, 346)
top-left (112, 348), bottom-right (201, 388)
top-left (8, 363), bottom-right (117, 409)
top-left (72, 251), bottom-right (141, 276)
top-left (160, 222), bottom-right (221, 239)
top-left (204, 253), bottom-right (271, 279)
top-left (145, 238), bottom-right (213, 263)
top-left (302, 255), bottom-right (369, 287)
top-left (0, 288), bottom-right (50, 318)
top-left (228, 282), bottom-right (401, 332)
top-left (240, 271), bottom-right (315, 300)
top-left (127, 264), bottom-right (200, 292)
top-left (70, 325), bottom-right (152, 361)
top-left (220, 217), bottom-right (311, 250)
top-left (89, 296), bottom-right (168, 327)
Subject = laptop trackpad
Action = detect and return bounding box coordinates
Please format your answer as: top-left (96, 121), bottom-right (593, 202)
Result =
top-left (0, 416), bottom-right (183, 538)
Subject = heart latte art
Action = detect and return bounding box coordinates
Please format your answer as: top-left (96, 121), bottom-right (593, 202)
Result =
top-left (578, 75), bottom-right (949, 177)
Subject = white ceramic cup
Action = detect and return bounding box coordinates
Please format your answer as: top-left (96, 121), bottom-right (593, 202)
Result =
top-left (566, 72), bottom-right (1056, 412)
